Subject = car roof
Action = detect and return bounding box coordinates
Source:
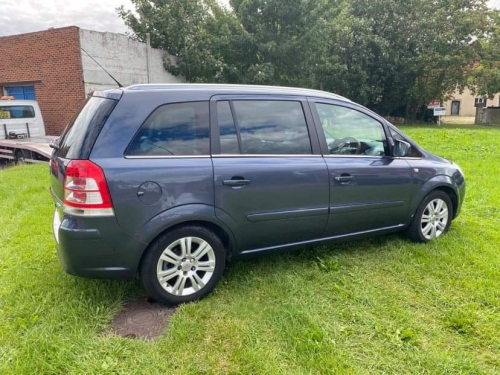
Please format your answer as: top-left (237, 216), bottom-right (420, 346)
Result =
top-left (122, 83), bottom-right (351, 102)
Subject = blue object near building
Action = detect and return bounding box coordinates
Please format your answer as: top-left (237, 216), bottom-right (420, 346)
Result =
top-left (5, 86), bottom-right (36, 100)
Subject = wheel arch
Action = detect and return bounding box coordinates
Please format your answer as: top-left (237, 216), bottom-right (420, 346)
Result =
top-left (135, 204), bottom-right (238, 274)
top-left (411, 175), bottom-right (460, 220)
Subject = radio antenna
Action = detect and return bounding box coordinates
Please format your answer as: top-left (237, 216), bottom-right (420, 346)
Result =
top-left (81, 47), bottom-right (123, 88)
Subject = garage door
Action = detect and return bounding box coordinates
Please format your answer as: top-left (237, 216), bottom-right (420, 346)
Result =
top-left (6, 86), bottom-right (36, 100)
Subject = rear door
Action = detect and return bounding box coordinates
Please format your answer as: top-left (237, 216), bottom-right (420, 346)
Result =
top-left (309, 98), bottom-right (413, 236)
top-left (211, 95), bottom-right (329, 252)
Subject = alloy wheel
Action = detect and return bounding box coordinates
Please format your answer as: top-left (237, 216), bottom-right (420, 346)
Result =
top-left (421, 198), bottom-right (449, 240)
top-left (156, 237), bottom-right (216, 296)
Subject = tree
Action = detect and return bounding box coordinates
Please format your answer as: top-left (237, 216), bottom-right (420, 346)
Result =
top-left (118, 0), bottom-right (493, 118)
top-left (469, 11), bottom-right (500, 98)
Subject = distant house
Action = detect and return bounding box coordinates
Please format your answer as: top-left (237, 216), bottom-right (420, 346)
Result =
top-left (444, 88), bottom-right (500, 118)
top-left (0, 26), bottom-right (183, 136)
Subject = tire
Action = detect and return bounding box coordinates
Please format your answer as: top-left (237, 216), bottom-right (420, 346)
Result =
top-left (407, 190), bottom-right (453, 243)
top-left (15, 149), bottom-right (27, 165)
top-left (140, 225), bottom-right (226, 306)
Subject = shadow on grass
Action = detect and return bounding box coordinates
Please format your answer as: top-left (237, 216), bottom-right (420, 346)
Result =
top-left (68, 233), bottom-right (406, 305)
top-left (224, 232), bottom-right (405, 276)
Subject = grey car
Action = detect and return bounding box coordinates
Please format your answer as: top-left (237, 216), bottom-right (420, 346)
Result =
top-left (50, 84), bottom-right (465, 305)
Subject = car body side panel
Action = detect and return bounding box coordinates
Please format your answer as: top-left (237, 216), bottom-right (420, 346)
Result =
top-left (55, 211), bottom-right (147, 280)
top-left (213, 156), bottom-right (330, 251)
top-left (91, 157), bottom-right (215, 238)
top-left (137, 203), bottom-right (238, 252)
top-left (407, 173), bottom-right (464, 219)
top-left (323, 156), bottom-right (413, 235)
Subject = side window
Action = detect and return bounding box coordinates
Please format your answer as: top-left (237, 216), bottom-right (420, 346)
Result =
top-left (0, 105), bottom-right (35, 119)
top-left (315, 104), bottom-right (388, 156)
top-left (231, 100), bottom-right (312, 155)
top-left (217, 101), bottom-right (240, 154)
top-left (126, 102), bottom-right (210, 156)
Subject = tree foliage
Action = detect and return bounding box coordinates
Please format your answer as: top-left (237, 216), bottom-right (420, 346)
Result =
top-left (469, 11), bottom-right (500, 98)
top-left (118, 0), bottom-right (494, 118)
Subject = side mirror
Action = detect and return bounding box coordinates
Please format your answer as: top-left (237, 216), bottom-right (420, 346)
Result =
top-left (394, 139), bottom-right (411, 157)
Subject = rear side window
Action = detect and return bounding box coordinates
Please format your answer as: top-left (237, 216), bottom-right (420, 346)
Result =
top-left (0, 106), bottom-right (35, 119)
top-left (58, 97), bottom-right (117, 159)
top-left (126, 102), bottom-right (210, 156)
top-left (230, 100), bottom-right (311, 155)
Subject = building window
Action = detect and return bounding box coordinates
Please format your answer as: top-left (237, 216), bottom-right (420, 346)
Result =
top-left (474, 98), bottom-right (487, 107)
top-left (5, 86), bottom-right (36, 100)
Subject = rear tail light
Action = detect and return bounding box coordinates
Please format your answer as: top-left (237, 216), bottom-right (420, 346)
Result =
top-left (63, 160), bottom-right (114, 216)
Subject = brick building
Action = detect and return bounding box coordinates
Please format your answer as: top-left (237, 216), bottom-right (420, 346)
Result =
top-left (0, 26), bottom-right (182, 135)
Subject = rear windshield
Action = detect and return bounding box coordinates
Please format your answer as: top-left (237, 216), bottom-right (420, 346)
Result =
top-left (57, 97), bottom-right (117, 159)
top-left (0, 105), bottom-right (35, 119)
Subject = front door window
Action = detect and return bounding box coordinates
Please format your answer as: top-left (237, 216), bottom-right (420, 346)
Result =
top-left (315, 103), bottom-right (388, 156)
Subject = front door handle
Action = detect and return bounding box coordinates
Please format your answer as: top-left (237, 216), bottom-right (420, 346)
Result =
top-left (334, 174), bottom-right (354, 185)
top-left (223, 178), bottom-right (251, 187)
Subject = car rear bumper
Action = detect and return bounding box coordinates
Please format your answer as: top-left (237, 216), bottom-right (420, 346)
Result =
top-left (52, 204), bottom-right (147, 280)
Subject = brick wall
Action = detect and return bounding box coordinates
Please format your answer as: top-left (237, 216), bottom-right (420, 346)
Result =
top-left (0, 27), bottom-right (85, 135)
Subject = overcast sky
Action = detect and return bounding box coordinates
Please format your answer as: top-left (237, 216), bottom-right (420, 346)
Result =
top-left (0, 0), bottom-right (499, 37)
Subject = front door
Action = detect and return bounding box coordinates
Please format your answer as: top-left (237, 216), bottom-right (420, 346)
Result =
top-left (309, 99), bottom-right (413, 236)
top-left (451, 101), bottom-right (460, 116)
top-left (211, 97), bottom-right (330, 252)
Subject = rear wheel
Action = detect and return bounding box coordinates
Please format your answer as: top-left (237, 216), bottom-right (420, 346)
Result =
top-left (140, 225), bottom-right (226, 306)
top-left (407, 190), bottom-right (453, 243)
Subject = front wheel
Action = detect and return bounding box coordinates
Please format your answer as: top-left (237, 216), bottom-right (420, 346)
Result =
top-left (140, 226), bottom-right (226, 306)
top-left (407, 190), bottom-right (453, 243)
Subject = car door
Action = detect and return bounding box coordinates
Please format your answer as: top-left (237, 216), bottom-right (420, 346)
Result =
top-left (211, 95), bottom-right (330, 253)
top-left (309, 98), bottom-right (413, 236)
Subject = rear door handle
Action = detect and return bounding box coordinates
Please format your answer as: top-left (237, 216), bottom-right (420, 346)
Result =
top-left (334, 174), bottom-right (354, 185)
top-left (223, 178), bottom-right (251, 187)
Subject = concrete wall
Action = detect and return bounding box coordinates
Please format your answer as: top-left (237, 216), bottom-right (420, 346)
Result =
top-left (79, 29), bottom-right (183, 95)
top-left (476, 107), bottom-right (500, 124)
top-left (0, 27), bottom-right (85, 135)
top-left (444, 88), bottom-right (500, 117)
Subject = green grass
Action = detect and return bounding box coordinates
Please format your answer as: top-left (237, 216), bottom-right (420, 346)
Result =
top-left (1, 123), bottom-right (499, 374)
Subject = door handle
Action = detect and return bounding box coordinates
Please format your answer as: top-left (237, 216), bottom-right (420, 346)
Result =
top-left (223, 178), bottom-right (251, 187)
top-left (334, 174), bottom-right (354, 185)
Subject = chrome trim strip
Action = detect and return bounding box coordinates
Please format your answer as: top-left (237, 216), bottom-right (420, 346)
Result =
top-left (124, 154), bottom-right (421, 160)
top-left (323, 155), bottom-right (385, 159)
top-left (324, 155), bottom-right (423, 160)
top-left (212, 154), bottom-right (321, 158)
top-left (124, 155), bottom-right (211, 159)
top-left (392, 157), bottom-right (423, 160)
top-left (240, 224), bottom-right (405, 255)
top-left (330, 201), bottom-right (405, 214)
top-left (247, 207), bottom-right (329, 222)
